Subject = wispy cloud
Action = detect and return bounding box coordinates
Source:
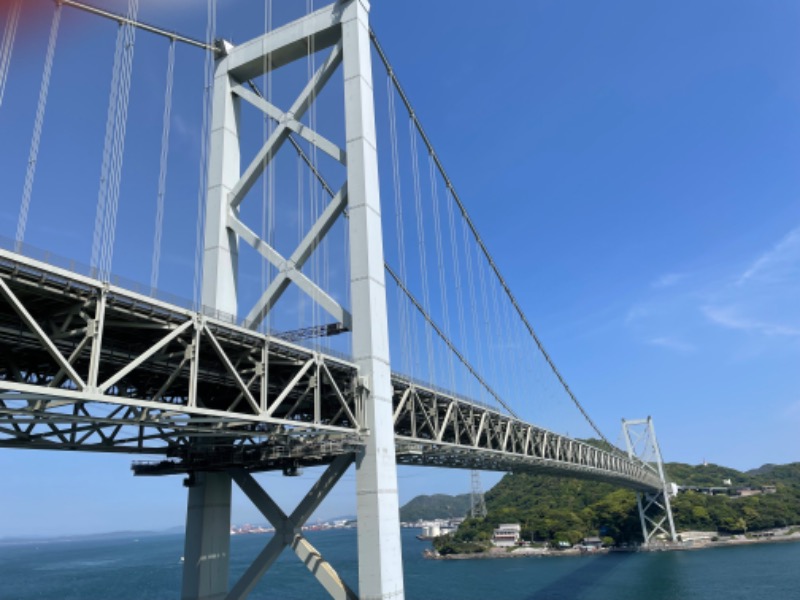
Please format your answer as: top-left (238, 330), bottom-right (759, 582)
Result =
top-left (647, 336), bottom-right (696, 353)
top-left (652, 272), bottom-right (686, 289)
top-left (625, 304), bottom-right (651, 324)
top-left (628, 225), bottom-right (800, 353)
top-left (701, 226), bottom-right (800, 338)
top-left (702, 305), bottom-right (800, 337)
top-left (737, 226), bottom-right (800, 286)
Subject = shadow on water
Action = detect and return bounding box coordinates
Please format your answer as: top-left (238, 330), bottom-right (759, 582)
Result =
top-left (525, 552), bottom-right (633, 600)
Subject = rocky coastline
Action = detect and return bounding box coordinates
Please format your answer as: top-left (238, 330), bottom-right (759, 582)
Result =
top-left (423, 527), bottom-right (800, 560)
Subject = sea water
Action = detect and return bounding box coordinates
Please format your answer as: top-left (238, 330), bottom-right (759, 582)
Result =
top-left (1, 528), bottom-right (799, 599)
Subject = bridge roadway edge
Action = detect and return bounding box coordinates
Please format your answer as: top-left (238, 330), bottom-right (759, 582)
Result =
top-left (0, 247), bottom-right (661, 495)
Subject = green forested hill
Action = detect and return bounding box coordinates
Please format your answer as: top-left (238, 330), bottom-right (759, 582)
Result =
top-left (747, 463), bottom-right (800, 487)
top-left (666, 463), bottom-right (754, 487)
top-left (430, 460), bottom-right (800, 553)
top-left (399, 493), bottom-right (472, 521)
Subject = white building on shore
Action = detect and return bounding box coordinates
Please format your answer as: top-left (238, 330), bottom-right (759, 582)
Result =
top-left (492, 523), bottom-right (521, 547)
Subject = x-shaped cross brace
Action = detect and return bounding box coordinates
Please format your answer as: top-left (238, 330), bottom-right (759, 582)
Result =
top-left (226, 454), bottom-right (357, 600)
top-left (224, 40), bottom-right (351, 332)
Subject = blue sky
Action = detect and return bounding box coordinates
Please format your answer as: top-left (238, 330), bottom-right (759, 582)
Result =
top-left (1, 0), bottom-right (799, 537)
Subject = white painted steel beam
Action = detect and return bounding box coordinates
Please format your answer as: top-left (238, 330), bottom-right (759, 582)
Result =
top-left (228, 455), bottom-right (356, 600)
top-left (339, 1), bottom-right (405, 598)
top-left (228, 42), bottom-right (343, 209)
top-left (223, 4), bottom-right (343, 80)
top-left (0, 277), bottom-right (86, 390)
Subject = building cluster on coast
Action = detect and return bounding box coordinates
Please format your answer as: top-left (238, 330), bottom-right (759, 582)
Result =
top-left (230, 519), bottom-right (356, 536)
top-left (402, 518), bottom-right (465, 540)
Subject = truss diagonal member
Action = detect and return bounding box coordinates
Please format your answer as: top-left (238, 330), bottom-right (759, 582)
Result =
top-left (227, 212), bottom-right (286, 270)
top-left (49, 334), bottom-right (92, 389)
top-left (241, 186), bottom-right (352, 330)
top-left (228, 454), bottom-right (355, 600)
top-left (265, 357), bottom-right (314, 418)
top-left (202, 324), bottom-right (260, 414)
top-left (98, 319), bottom-right (192, 394)
top-left (436, 402), bottom-right (455, 443)
top-left (0, 277), bottom-right (86, 390)
top-left (226, 372), bottom-right (259, 414)
top-left (151, 356), bottom-right (188, 403)
top-left (229, 41), bottom-right (343, 209)
top-left (232, 84), bottom-right (346, 165)
top-left (319, 361), bottom-right (358, 427)
top-left (392, 387), bottom-right (412, 423)
top-left (474, 413), bottom-right (488, 448)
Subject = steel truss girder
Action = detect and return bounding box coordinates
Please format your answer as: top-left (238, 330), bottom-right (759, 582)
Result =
top-left (392, 379), bottom-right (663, 493)
top-left (0, 252), bottom-right (662, 490)
top-left (0, 250), bottom-right (362, 458)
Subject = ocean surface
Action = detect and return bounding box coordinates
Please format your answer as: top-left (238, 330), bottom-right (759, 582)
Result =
top-left (1, 528), bottom-right (799, 600)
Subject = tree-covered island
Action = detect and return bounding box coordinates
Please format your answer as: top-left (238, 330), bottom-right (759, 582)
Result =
top-left (416, 458), bottom-right (800, 556)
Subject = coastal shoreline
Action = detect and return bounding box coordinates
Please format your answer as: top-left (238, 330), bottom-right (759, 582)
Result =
top-left (424, 529), bottom-right (800, 560)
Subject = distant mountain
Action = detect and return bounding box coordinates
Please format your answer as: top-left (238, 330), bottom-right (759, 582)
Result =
top-left (399, 493), bottom-right (472, 521)
top-left (667, 462), bottom-right (754, 488)
top-left (0, 529), bottom-right (169, 544)
top-left (747, 463), bottom-right (800, 487)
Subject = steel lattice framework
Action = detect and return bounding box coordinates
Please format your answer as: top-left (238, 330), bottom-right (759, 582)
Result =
top-left (0, 1), bottom-right (678, 598)
top-left (0, 249), bottom-right (363, 468)
top-left (0, 249), bottom-right (661, 492)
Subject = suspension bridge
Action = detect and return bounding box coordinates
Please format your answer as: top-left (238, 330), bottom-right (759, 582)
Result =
top-left (0, 1), bottom-right (677, 599)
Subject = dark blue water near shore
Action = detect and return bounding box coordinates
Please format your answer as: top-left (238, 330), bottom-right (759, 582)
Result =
top-left (1, 528), bottom-right (799, 599)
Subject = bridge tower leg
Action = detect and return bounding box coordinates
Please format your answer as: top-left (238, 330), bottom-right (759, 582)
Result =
top-left (181, 37), bottom-right (240, 600)
top-left (342, 2), bottom-right (406, 598)
top-left (622, 417), bottom-right (677, 546)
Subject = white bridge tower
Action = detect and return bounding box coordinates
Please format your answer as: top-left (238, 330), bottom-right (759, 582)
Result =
top-left (186, 1), bottom-right (404, 598)
top-left (622, 417), bottom-right (677, 546)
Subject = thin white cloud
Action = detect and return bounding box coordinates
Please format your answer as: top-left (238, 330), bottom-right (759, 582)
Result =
top-left (697, 225), bottom-right (800, 338)
top-left (647, 337), bottom-right (695, 353)
top-left (629, 225), bottom-right (800, 351)
top-left (652, 272), bottom-right (686, 289)
top-left (625, 304), bottom-right (651, 324)
top-left (737, 226), bottom-right (800, 285)
top-left (702, 305), bottom-right (800, 337)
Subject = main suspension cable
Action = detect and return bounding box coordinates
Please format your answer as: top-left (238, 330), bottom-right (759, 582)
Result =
top-left (193, 0), bottom-right (216, 309)
top-left (385, 263), bottom-right (518, 418)
top-left (244, 79), bottom-right (517, 417)
top-left (151, 39), bottom-right (176, 293)
top-left (16, 2), bottom-right (62, 249)
top-left (57, 0), bottom-right (217, 53)
top-left (370, 29), bottom-right (617, 451)
top-left (93, 0), bottom-right (139, 280)
top-left (0, 0), bottom-right (22, 110)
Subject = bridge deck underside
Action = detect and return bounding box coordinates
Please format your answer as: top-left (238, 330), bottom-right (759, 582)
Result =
top-left (0, 251), bottom-right (661, 492)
